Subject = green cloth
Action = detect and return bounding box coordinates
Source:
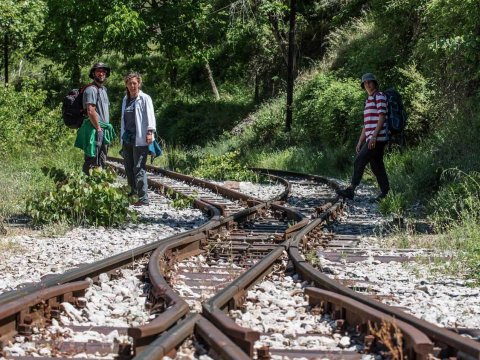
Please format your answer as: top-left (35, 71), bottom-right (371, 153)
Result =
top-left (74, 119), bottom-right (116, 157)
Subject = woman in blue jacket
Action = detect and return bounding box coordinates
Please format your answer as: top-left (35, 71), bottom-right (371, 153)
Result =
top-left (121, 72), bottom-right (156, 206)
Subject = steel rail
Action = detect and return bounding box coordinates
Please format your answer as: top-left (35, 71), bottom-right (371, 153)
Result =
top-left (305, 287), bottom-right (433, 360)
top-left (289, 216), bottom-right (480, 359)
top-left (108, 156), bottom-right (291, 204)
top-left (128, 233), bottom-right (207, 347)
top-left (250, 167), bottom-right (343, 191)
top-left (134, 313), bottom-right (251, 360)
top-left (132, 313), bottom-right (200, 360)
top-left (203, 245), bottom-right (286, 356)
top-left (0, 281), bottom-right (90, 345)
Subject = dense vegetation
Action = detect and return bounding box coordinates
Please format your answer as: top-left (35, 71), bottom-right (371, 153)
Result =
top-left (0, 0), bottom-right (478, 279)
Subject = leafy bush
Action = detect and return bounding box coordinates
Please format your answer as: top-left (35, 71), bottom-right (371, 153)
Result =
top-left (27, 167), bottom-right (135, 227)
top-left (159, 96), bottom-right (254, 147)
top-left (192, 151), bottom-right (257, 181)
top-left (0, 82), bottom-right (70, 153)
top-left (415, 0), bottom-right (480, 95)
top-left (294, 73), bottom-right (364, 148)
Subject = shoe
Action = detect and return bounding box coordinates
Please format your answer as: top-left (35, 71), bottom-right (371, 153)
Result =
top-left (336, 187), bottom-right (354, 200)
top-left (132, 201), bottom-right (149, 207)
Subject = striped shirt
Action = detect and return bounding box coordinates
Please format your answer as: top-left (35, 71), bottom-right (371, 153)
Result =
top-left (364, 92), bottom-right (387, 142)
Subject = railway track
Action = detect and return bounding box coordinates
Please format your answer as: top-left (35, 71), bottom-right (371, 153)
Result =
top-left (0, 163), bottom-right (478, 359)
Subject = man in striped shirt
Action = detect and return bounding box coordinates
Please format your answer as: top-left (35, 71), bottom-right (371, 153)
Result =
top-left (337, 73), bottom-right (390, 201)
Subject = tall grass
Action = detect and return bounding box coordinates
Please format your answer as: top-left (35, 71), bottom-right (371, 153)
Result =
top-left (0, 147), bottom-right (83, 220)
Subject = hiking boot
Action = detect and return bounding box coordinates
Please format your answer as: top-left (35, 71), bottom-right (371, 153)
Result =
top-left (336, 187), bottom-right (354, 200)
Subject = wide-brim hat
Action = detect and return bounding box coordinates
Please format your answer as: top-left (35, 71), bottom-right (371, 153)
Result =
top-left (361, 73), bottom-right (377, 89)
top-left (89, 62), bottom-right (111, 79)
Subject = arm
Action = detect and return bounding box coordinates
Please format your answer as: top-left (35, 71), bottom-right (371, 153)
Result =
top-left (87, 104), bottom-right (101, 131)
top-left (145, 95), bottom-right (156, 145)
top-left (356, 127), bottom-right (366, 153)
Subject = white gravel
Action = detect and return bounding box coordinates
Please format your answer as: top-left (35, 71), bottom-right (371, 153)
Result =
top-left (0, 190), bottom-right (208, 294)
top-left (230, 262), bottom-right (363, 354)
top-left (321, 183), bottom-right (480, 332)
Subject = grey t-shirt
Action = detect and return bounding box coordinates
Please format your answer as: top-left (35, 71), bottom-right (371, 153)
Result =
top-left (82, 85), bottom-right (110, 123)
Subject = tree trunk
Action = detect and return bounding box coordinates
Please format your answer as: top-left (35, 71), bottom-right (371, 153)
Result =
top-left (170, 65), bottom-right (178, 87)
top-left (205, 61), bottom-right (220, 101)
top-left (285, 0), bottom-right (297, 132)
top-left (4, 32), bottom-right (8, 84)
top-left (267, 13), bottom-right (288, 67)
top-left (254, 73), bottom-right (260, 103)
top-left (71, 61), bottom-right (81, 87)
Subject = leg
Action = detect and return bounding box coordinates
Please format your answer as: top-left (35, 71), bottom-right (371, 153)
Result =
top-left (122, 143), bottom-right (136, 194)
top-left (133, 146), bottom-right (149, 204)
top-left (370, 141), bottom-right (389, 195)
top-left (337, 142), bottom-right (372, 200)
top-left (83, 155), bottom-right (97, 175)
top-left (351, 142), bottom-right (373, 188)
top-left (98, 142), bottom-right (108, 169)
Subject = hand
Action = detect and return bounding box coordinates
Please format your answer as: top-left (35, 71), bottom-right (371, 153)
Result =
top-left (356, 142), bottom-right (362, 154)
top-left (146, 131), bottom-right (154, 145)
top-left (96, 129), bottom-right (104, 147)
top-left (368, 137), bottom-right (376, 149)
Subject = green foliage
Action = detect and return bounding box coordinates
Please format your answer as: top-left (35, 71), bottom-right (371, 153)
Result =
top-left (0, 0), bottom-right (46, 63)
top-left (429, 169), bottom-right (480, 282)
top-left (429, 169), bottom-right (480, 228)
top-left (192, 151), bottom-right (257, 181)
top-left (159, 95), bottom-right (254, 146)
top-left (378, 192), bottom-right (406, 217)
top-left (241, 97), bottom-right (288, 150)
top-left (27, 167), bottom-right (135, 227)
top-left (415, 0), bottom-right (480, 94)
top-left (104, 5), bottom-right (147, 55)
top-left (294, 73), bottom-right (364, 147)
top-left (0, 83), bottom-right (70, 153)
top-left (166, 188), bottom-right (196, 210)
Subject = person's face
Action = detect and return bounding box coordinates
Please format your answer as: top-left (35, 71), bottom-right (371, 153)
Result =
top-left (94, 68), bottom-right (107, 83)
top-left (126, 77), bottom-right (141, 97)
top-left (364, 80), bottom-right (376, 95)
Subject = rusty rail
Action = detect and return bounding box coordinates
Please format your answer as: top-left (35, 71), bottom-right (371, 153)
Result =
top-left (305, 287), bottom-right (433, 360)
top-left (0, 281), bottom-right (89, 345)
top-left (289, 217), bottom-right (480, 359)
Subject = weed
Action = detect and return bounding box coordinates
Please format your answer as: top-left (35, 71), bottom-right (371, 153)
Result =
top-left (27, 167), bottom-right (135, 227)
top-left (368, 319), bottom-right (404, 360)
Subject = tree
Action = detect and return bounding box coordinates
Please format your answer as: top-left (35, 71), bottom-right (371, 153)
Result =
top-left (0, 0), bottom-right (46, 84)
top-left (40, 0), bottom-right (116, 85)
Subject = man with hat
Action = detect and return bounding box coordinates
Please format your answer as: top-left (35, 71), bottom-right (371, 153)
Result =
top-left (82, 62), bottom-right (111, 174)
top-left (336, 73), bottom-right (390, 202)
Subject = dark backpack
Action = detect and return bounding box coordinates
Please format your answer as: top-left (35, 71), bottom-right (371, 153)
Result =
top-left (62, 84), bottom-right (97, 129)
top-left (383, 88), bottom-right (407, 135)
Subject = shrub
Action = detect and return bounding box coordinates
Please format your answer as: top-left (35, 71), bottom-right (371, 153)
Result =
top-left (0, 82), bottom-right (70, 153)
top-left (27, 167), bottom-right (135, 227)
top-left (192, 151), bottom-right (257, 181)
top-left (293, 73), bottom-right (364, 148)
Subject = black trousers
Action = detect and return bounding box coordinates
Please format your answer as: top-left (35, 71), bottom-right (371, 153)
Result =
top-left (351, 140), bottom-right (389, 194)
top-left (82, 142), bottom-right (108, 175)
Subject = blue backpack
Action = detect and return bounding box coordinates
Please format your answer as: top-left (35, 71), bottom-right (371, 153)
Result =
top-left (383, 88), bottom-right (407, 136)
